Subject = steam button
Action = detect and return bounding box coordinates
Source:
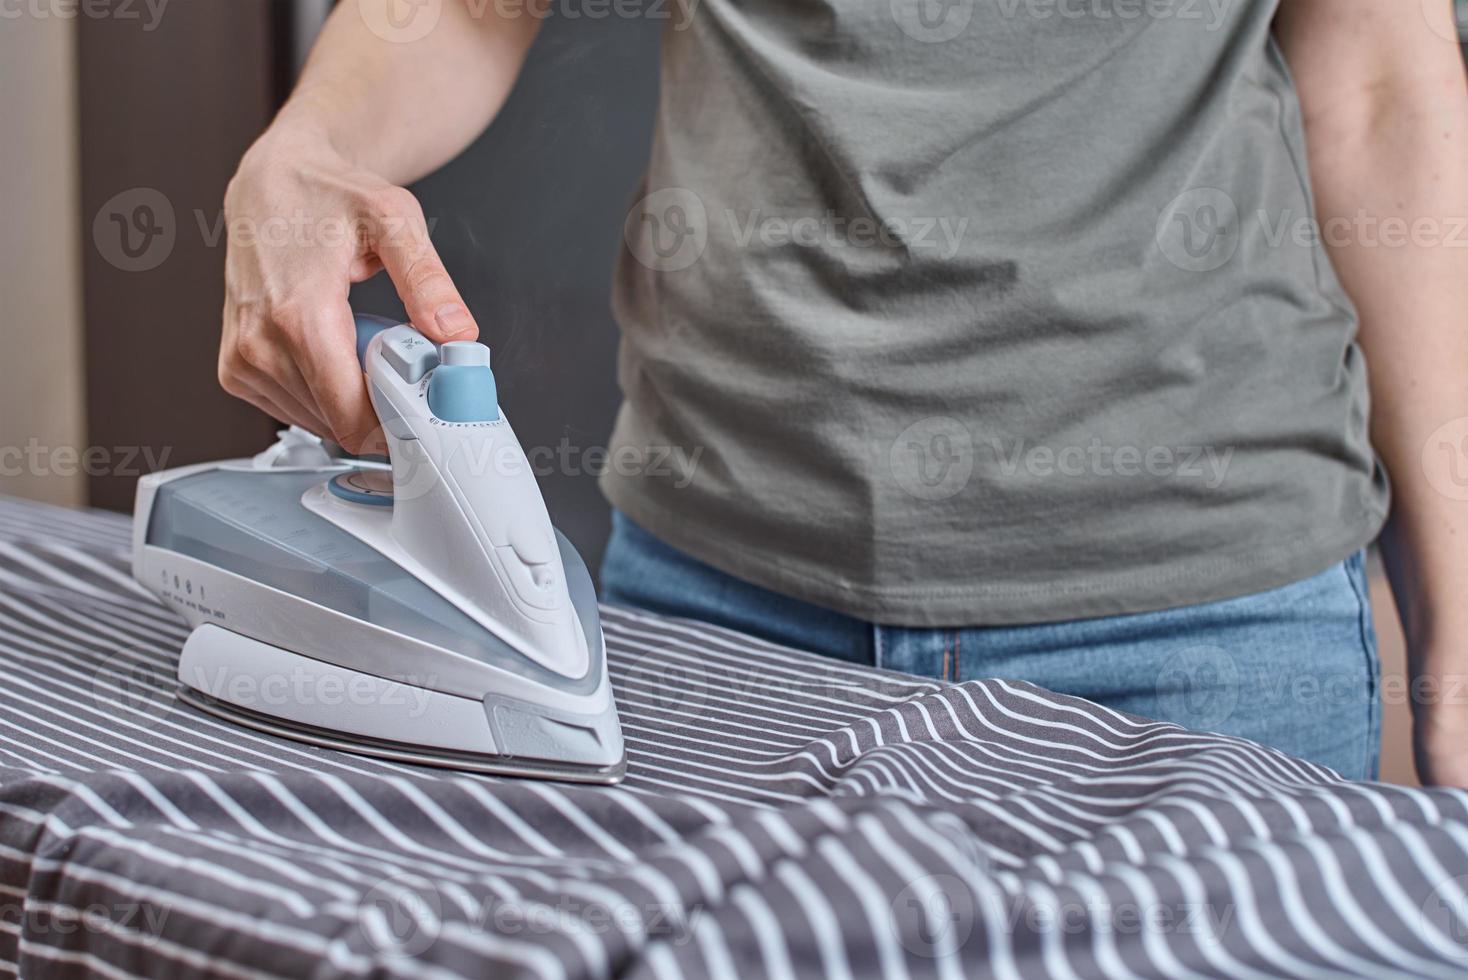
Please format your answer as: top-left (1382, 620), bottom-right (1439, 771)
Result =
top-left (440, 341), bottom-right (492, 367)
top-left (427, 343), bottom-right (499, 423)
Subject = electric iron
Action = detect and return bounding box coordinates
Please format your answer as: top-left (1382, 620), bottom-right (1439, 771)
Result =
top-left (131, 313), bottom-right (625, 783)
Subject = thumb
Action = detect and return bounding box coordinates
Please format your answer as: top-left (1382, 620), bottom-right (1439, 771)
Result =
top-left (371, 188), bottom-right (479, 344)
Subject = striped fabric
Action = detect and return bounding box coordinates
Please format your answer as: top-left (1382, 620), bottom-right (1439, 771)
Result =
top-left (3, 495), bottom-right (1468, 978)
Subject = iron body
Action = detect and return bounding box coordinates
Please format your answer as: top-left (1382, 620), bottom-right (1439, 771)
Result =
top-left (132, 315), bottom-right (625, 783)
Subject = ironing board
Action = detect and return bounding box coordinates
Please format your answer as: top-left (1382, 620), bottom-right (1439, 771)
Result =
top-left (3, 493), bottom-right (1468, 979)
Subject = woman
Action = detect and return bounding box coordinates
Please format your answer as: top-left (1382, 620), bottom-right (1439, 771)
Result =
top-left (218, 0), bottom-right (1467, 782)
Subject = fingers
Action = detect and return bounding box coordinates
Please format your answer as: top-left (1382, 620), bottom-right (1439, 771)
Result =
top-left (229, 323), bottom-right (329, 429)
top-left (218, 179), bottom-right (476, 458)
top-left (221, 337), bottom-right (330, 436)
top-left (223, 296), bottom-right (384, 455)
top-left (275, 295), bottom-right (385, 455)
top-left (225, 370), bottom-right (326, 437)
top-left (367, 186), bottom-right (479, 344)
top-left (251, 374), bottom-right (332, 438)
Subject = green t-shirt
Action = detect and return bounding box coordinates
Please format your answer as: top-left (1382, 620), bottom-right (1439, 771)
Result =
top-left (602, 0), bottom-right (1389, 626)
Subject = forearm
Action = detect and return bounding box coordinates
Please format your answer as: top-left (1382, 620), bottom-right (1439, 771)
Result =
top-left (1282, 20), bottom-right (1468, 684)
top-left (1307, 105), bottom-right (1466, 653)
top-left (263, 0), bottom-right (541, 184)
top-left (217, 2), bottom-right (541, 453)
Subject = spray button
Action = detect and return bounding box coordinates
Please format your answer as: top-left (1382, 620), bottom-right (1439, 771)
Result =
top-left (380, 326), bottom-right (440, 384)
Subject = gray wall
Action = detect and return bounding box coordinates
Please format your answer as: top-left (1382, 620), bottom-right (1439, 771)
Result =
top-left (352, 18), bottom-right (663, 573)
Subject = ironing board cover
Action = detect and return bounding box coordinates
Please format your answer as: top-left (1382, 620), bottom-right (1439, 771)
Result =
top-left (3, 494), bottom-right (1468, 978)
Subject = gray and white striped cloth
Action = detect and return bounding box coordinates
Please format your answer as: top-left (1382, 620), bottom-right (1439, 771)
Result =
top-left (3, 494), bottom-right (1468, 978)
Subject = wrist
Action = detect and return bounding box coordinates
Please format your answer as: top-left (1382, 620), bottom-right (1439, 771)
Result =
top-left (227, 116), bottom-right (355, 216)
top-left (1408, 645), bottom-right (1468, 724)
top-left (240, 80), bottom-right (386, 189)
top-left (254, 108), bottom-right (345, 166)
top-left (1417, 701), bottom-right (1468, 747)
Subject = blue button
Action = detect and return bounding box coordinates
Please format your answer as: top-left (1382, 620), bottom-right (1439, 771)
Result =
top-left (427, 343), bottom-right (499, 422)
top-left (328, 471), bottom-right (394, 506)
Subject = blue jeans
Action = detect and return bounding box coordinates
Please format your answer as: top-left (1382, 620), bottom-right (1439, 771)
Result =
top-left (600, 511), bottom-right (1382, 780)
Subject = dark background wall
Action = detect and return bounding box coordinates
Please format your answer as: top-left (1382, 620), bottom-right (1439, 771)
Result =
top-left (351, 19), bottom-right (661, 566)
top-left (78, 2), bottom-right (283, 509)
top-left (79, 2), bottom-right (662, 572)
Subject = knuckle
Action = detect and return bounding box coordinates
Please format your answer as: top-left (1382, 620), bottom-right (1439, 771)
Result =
top-left (270, 297), bottom-right (329, 340)
top-left (234, 332), bottom-right (272, 372)
top-left (270, 298), bottom-right (309, 334)
top-left (402, 256), bottom-right (450, 294)
top-left (362, 185), bottom-right (420, 222)
top-left (217, 358), bottom-right (246, 397)
top-left (325, 404), bottom-right (374, 446)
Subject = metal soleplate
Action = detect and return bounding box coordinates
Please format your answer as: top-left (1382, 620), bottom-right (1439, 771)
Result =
top-left (178, 686), bottom-right (627, 785)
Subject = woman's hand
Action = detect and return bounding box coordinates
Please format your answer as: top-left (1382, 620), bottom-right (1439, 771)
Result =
top-left (212, 0), bottom-right (540, 452)
top-left (219, 127), bottom-right (479, 454)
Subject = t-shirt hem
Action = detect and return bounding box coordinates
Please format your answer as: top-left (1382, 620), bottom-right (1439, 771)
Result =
top-left (600, 475), bottom-right (1389, 628)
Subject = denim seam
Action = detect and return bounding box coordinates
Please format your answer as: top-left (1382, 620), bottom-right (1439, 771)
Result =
top-left (873, 624), bottom-right (885, 671)
top-left (1341, 552), bottom-right (1381, 781)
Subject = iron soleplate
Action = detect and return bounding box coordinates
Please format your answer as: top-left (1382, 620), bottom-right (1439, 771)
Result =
top-left (177, 686), bottom-right (627, 785)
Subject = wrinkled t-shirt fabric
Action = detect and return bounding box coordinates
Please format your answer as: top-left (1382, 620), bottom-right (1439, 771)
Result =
top-left (602, 0), bottom-right (1390, 627)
